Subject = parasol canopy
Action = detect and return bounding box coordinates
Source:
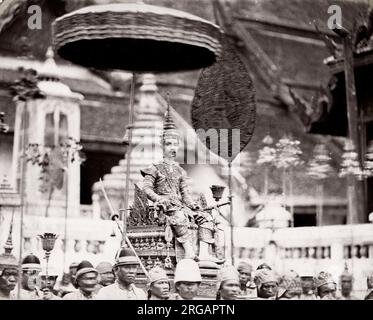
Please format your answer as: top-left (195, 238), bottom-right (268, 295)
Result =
top-left (52, 3), bottom-right (222, 72)
top-left (191, 36), bottom-right (256, 161)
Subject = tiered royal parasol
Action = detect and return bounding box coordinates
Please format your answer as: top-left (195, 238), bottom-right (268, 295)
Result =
top-left (52, 3), bottom-right (222, 72)
top-left (52, 2), bottom-right (222, 272)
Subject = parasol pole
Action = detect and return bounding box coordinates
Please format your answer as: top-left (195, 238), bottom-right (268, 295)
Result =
top-left (63, 167), bottom-right (68, 272)
top-left (228, 160), bottom-right (234, 265)
top-left (17, 101), bottom-right (27, 300)
top-left (122, 72), bottom-right (136, 247)
top-left (99, 179), bottom-right (149, 279)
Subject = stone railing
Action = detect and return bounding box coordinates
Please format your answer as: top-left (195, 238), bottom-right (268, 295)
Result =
top-left (0, 208), bottom-right (122, 275)
top-left (226, 224), bottom-right (373, 299)
top-left (1, 201), bottom-right (373, 298)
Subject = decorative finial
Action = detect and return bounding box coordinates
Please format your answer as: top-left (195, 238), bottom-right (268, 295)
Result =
top-left (163, 92), bottom-right (176, 131)
top-left (3, 212), bottom-right (14, 255)
top-left (38, 46), bottom-right (59, 81)
top-left (161, 92), bottom-right (179, 143)
top-left (340, 262), bottom-right (353, 280)
top-left (262, 134), bottom-right (273, 145)
top-left (46, 46), bottom-right (54, 60)
top-left (140, 74), bottom-right (157, 92)
top-left (344, 262), bottom-right (348, 273)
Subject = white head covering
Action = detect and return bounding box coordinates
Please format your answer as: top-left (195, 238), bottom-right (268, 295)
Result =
top-left (174, 259), bottom-right (202, 283)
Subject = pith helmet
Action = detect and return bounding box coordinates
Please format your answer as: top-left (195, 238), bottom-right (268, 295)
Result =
top-left (174, 259), bottom-right (202, 283)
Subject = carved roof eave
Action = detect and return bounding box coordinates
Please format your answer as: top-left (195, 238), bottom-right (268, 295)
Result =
top-left (0, 0), bottom-right (25, 34)
top-left (0, 56), bottom-right (116, 97)
top-left (324, 47), bottom-right (373, 74)
top-left (213, 0), bottom-right (291, 107)
top-left (234, 13), bottom-right (338, 39)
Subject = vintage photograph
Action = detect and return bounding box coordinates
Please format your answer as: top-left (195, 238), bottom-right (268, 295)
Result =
top-left (0, 0), bottom-right (372, 302)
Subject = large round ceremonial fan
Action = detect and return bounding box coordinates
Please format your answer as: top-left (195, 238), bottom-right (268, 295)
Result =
top-left (191, 36), bottom-right (256, 161)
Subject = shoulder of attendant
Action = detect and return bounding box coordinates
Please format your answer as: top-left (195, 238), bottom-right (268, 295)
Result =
top-left (169, 293), bottom-right (183, 300)
top-left (96, 282), bottom-right (117, 294)
top-left (62, 291), bottom-right (78, 300)
top-left (131, 284), bottom-right (147, 299)
top-left (19, 288), bottom-right (42, 300)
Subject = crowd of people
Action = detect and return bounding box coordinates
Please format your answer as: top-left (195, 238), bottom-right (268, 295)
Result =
top-left (1, 243), bottom-right (373, 300)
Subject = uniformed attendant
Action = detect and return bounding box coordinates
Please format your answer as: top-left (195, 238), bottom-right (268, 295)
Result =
top-left (40, 267), bottom-right (61, 300)
top-left (339, 265), bottom-right (359, 300)
top-left (0, 220), bottom-right (18, 300)
top-left (299, 274), bottom-right (317, 300)
top-left (95, 248), bottom-right (146, 300)
top-left (276, 270), bottom-right (302, 300)
top-left (95, 261), bottom-right (115, 292)
top-left (56, 272), bottom-right (76, 297)
top-left (63, 261), bottom-right (98, 300)
top-left (19, 254), bottom-right (42, 300)
top-left (256, 262), bottom-right (272, 271)
top-left (147, 266), bottom-right (170, 300)
top-left (170, 259), bottom-right (202, 300)
top-left (364, 273), bottom-right (373, 300)
top-left (236, 261), bottom-right (256, 299)
top-left (314, 271), bottom-right (337, 300)
top-left (69, 262), bottom-right (79, 289)
top-left (216, 265), bottom-right (240, 300)
top-left (253, 268), bottom-right (278, 299)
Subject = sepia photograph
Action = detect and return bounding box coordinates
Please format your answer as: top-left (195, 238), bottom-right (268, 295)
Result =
top-left (0, 0), bottom-right (372, 308)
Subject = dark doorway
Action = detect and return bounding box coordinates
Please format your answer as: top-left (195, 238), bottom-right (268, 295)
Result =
top-left (80, 150), bottom-right (123, 204)
top-left (293, 213), bottom-right (316, 227)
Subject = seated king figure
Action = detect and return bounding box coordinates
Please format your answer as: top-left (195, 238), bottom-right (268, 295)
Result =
top-left (140, 104), bottom-right (222, 264)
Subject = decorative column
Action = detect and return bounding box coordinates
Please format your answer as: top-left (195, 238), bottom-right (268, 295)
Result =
top-left (339, 140), bottom-right (364, 224)
top-left (332, 25), bottom-right (366, 223)
top-left (11, 48), bottom-right (83, 218)
top-left (274, 135), bottom-right (303, 226)
top-left (306, 144), bottom-right (333, 226)
top-left (256, 135), bottom-right (276, 200)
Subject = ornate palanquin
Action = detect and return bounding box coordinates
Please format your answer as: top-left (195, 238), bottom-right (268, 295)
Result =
top-left (127, 184), bottom-right (223, 298)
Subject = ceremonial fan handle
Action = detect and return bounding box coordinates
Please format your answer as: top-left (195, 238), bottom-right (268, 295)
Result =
top-left (99, 179), bottom-right (150, 279)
